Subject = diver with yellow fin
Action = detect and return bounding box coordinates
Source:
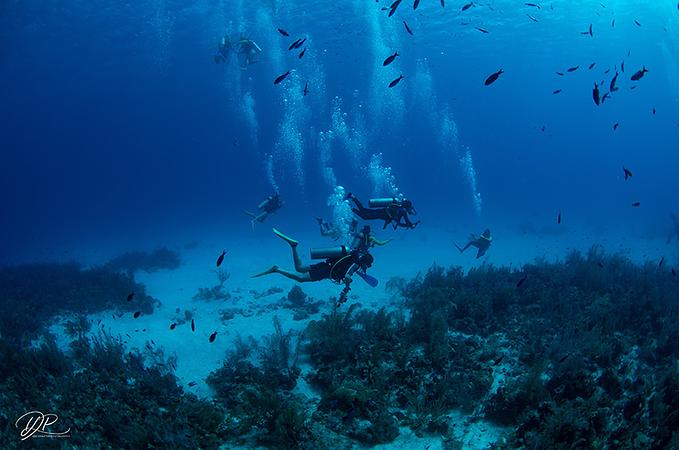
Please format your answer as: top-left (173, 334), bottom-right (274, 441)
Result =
top-left (252, 226), bottom-right (389, 302)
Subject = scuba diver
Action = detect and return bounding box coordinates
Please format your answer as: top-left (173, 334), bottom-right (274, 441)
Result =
top-left (243, 193), bottom-right (284, 229)
top-left (214, 36), bottom-right (232, 63)
top-left (316, 217), bottom-right (358, 241)
top-left (236, 37), bottom-right (262, 69)
top-left (252, 227), bottom-right (383, 304)
top-left (346, 193), bottom-right (420, 230)
top-left (213, 35), bottom-right (262, 69)
top-left (667, 213), bottom-right (679, 244)
top-left (455, 229), bottom-right (492, 259)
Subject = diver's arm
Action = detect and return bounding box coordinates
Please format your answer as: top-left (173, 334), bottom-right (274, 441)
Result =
top-left (369, 236), bottom-right (392, 246)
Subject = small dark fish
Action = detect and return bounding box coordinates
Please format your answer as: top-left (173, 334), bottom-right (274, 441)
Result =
top-left (613, 122), bottom-right (619, 130)
top-left (552, 89), bottom-right (562, 94)
top-left (525, 2), bottom-right (540, 8)
top-left (170, 323), bottom-right (177, 330)
top-left (652, 107), bottom-right (656, 115)
top-left (623, 166), bottom-right (633, 180)
top-left (191, 318), bottom-right (195, 332)
top-left (659, 256), bottom-right (665, 268)
top-left (610, 72), bottom-right (619, 92)
top-left (209, 331), bottom-right (218, 343)
top-left (516, 273), bottom-right (528, 288)
top-left (277, 28), bottom-right (289, 37)
top-left (296, 38), bottom-right (307, 48)
top-left (216, 250), bottom-right (226, 267)
top-left (493, 355), bottom-right (505, 365)
top-left (632, 202), bottom-right (641, 207)
top-left (672, 268), bottom-right (677, 277)
top-left (593, 82), bottom-right (601, 105)
top-left (567, 65), bottom-right (579, 72)
top-left (383, 51), bottom-right (399, 66)
top-left (627, 49), bottom-right (631, 57)
top-left (604, 69), bottom-right (610, 74)
top-left (461, 2), bottom-right (473, 11)
top-left (303, 82), bottom-right (309, 96)
top-left (127, 292), bottom-right (135, 302)
top-left (288, 38), bottom-right (302, 50)
top-left (631, 66), bottom-right (648, 81)
top-left (541, 125), bottom-right (546, 132)
top-left (298, 48), bottom-right (306, 59)
top-left (557, 210), bottom-right (562, 224)
top-left (556, 71), bottom-right (564, 76)
top-left (403, 21), bottom-right (414, 35)
top-left (581, 24), bottom-right (593, 36)
top-left (527, 14), bottom-right (538, 22)
top-left (188, 381), bottom-right (197, 387)
top-left (133, 311), bottom-right (141, 319)
top-left (598, 262), bottom-right (604, 268)
top-left (388, 74), bottom-right (404, 88)
top-left (388, 0), bottom-right (402, 17)
top-left (413, 0), bottom-right (420, 10)
top-left (558, 353), bottom-right (570, 363)
top-left (621, 61), bottom-right (625, 72)
top-left (274, 70), bottom-right (291, 85)
top-left (634, 20), bottom-right (641, 27)
top-left (611, 19), bottom-right (615, 28)
top-left (475, 27), bottom-right (489, 33)
top-left (588, 62), bottom-right (596, 69)
top-left (440, 0), bottom-right (445, 7)
top-left (601, 92), bottom-right (610, 103)
top-left (630, 85), bottom-right (637, 90)
top-left (484, 69), bottom-right (504, 86)
top-left (126, 333), bottom-right (131, 338)
top-left (151, 339), bottom-right (155, 345)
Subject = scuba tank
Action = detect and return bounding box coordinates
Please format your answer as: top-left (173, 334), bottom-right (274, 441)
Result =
top-left (368, 197), bottom-right (400, 208)
top-left (310, 245), bottom-right (349, 260)
top-left (258, 197), bottom-right (272, 209)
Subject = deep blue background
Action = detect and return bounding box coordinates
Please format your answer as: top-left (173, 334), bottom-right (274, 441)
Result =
top-left (2, 0), bottom-right (678, 263)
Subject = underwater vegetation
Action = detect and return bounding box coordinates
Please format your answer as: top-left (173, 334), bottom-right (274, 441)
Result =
top-left (0, 331), bottom-right (225, 450)
top-left (3, 247), bottom-right (679, 448)
top-left (204, 246), bottom-right (679, 447)
top-left (0, 262), bottom-right (157, 344)
top-left (103, 247), bottom-right (181, 275)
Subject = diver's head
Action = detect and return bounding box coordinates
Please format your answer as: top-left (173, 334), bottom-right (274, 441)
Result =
top-left (402, 199), bottom-right (415, 214)
top-left (481, 229), bottom-right (492, 239)
top-left (359, 253), bottom-right (374, 270)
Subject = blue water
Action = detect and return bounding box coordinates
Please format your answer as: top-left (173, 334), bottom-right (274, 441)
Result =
top-left (2, 0), bottom-right (679, 263)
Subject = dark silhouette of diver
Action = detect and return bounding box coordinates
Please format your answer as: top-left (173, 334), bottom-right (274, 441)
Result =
top-left (346, 193), bottom-right (420, 230)
top-left (214, 35), bottom-right (262, 69)
top-left (252, 228), bottom-right (375, 286)
top-left (243, 193), bottom-right (284, 229)
top-left (316, 217), bottom-right (358, 241)
top-left (455, 229), bottom-right (492, 258)
top-left (668, 213), bottom-right (679, 244)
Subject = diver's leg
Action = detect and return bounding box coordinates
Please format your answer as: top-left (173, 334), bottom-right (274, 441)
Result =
top-left (455, 242), bottom-right (472, 253)
top-left (290, 246), bottom-right (310, 273)
top-left (252, 265), bottom-right (279, 278)
top-left (274, 268), bottom-right (312, 283)
top-left (252, 266), bottom-right (311, 282)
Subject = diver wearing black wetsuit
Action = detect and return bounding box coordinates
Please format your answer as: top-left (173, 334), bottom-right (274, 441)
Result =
top-left (346, 193), bottom-right (419, 230)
